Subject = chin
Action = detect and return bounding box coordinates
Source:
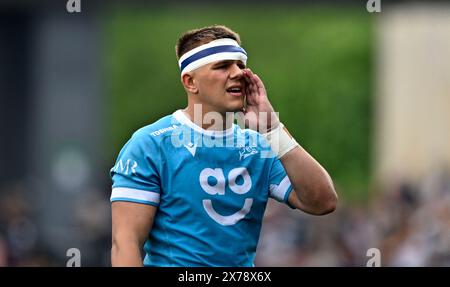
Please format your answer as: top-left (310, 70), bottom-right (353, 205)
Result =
top-left (229, 100), bottom-right (245, 112)
top-left (227, 104), bottom-right (244, 113)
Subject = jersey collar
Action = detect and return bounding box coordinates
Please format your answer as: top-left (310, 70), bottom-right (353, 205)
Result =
top-left (173, 110), bottom-right (235, 138)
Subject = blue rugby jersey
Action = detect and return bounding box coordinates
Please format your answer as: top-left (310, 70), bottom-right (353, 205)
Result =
top-left (110, 110), bottom-right (294, 266)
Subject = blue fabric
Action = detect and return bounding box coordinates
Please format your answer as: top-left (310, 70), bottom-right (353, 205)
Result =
top-left (110, 111), bottom-right (293, 267)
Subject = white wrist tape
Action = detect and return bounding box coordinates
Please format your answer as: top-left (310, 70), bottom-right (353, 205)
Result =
top-left (262, 123), bottom-right (300, 158)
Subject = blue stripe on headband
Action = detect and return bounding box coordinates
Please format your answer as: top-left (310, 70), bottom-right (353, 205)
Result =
top-left (180, 45), bottom-right (247, 72)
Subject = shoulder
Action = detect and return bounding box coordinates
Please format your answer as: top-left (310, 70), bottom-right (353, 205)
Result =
top-left (115, 114), bottom-right (179, 157)
top-left (130, 114), bottom-right (179, 143)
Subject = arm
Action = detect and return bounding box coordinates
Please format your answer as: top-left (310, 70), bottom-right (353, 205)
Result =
top-left (242, 68), bottom-right (337, 215)
top-left (111, 201), bottom-right (157, 266)
top-left (282, 145), bottom-right (337, 215)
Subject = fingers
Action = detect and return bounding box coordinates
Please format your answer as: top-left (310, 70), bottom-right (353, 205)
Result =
top-left (252, 74), bottom-right (266, 96)
top-left (242, 69), bottom-right (254, 102)
top-left (243, 69), bottom-right (255, 86)
top-left (243, 69), bottom-right (257, 97)
top-left (243, 69), bottom-right (265, 97)
top-left (242, 69), bottom-right (253, 92)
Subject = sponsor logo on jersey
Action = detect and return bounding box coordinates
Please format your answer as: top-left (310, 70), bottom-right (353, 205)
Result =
top-left (111, 159), bottom-right (138, 175)
top-left (184, 142), bottom-right (197, 157)
top-left (239, 146), bottom-right (258, 160)
top-left (150, 125), bottom-right (179, 136)
top-left (199, 167), bottom-right (253, 226)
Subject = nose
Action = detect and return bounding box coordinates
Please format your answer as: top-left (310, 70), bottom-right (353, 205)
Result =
top-left (229, 63), bottom-right (244, 79)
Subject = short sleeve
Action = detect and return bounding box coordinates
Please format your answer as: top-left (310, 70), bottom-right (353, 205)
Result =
top-left (268, 158), bottom-right (294, 208)
top-left (110, 131), bottom-right (161, 207)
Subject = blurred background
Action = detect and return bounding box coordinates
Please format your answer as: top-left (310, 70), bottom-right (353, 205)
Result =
top-left (0, 0), bottom-right (449, 266)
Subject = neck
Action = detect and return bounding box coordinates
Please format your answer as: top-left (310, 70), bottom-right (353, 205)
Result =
top-left (183, 102), bottom-right (234, 131)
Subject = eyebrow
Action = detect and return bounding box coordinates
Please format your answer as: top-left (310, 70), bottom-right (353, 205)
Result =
top-left (213, 60), bottom-right (245, 67)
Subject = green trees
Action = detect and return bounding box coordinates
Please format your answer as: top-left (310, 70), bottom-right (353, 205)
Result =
top-left (105, 7), bottom-right (372, 201)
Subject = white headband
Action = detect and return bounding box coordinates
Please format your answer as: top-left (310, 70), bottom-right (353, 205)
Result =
top-left (178, 38), bottom-right (247, 75)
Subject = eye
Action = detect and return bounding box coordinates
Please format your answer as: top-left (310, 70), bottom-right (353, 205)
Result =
top-left (213, 62), bottom-right (245, 70)
top-left (213, 64), bottom-right (228, 70)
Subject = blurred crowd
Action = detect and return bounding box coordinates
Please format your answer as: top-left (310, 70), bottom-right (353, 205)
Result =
top-left (257, 167), bottom-right (450, 267)
top-left (0, 180), bottom-right (111, 267)
top-left (0, 181), bottom-right (53, 266)
top-left (0, 168), bottom-right (449, 267)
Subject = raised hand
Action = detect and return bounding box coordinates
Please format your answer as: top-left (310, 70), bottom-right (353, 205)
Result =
top-left (242, 69), bottom-right (280, 133)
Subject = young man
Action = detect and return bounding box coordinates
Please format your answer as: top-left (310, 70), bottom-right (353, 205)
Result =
top-left (110, 25), bottom-right (337, 267)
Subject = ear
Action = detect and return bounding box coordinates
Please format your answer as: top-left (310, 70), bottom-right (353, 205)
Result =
top-left (181, 73), bottom-right (198, 94)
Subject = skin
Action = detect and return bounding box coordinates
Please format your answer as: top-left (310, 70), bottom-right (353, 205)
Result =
top-left (111, 56), bottom-right (338, 267)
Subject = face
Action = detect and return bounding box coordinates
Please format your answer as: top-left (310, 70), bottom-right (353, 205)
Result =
top-left (189, 60), bottom-right (246, 114)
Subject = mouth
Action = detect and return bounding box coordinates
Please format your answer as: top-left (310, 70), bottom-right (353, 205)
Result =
top-left (226, 86), bottom-right (243, 97)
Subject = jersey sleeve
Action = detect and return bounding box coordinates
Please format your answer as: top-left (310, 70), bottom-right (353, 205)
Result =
top-left (268, 157), bottom-right (295, 208)
top-left (110, 131), bottom-right (161, 207)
